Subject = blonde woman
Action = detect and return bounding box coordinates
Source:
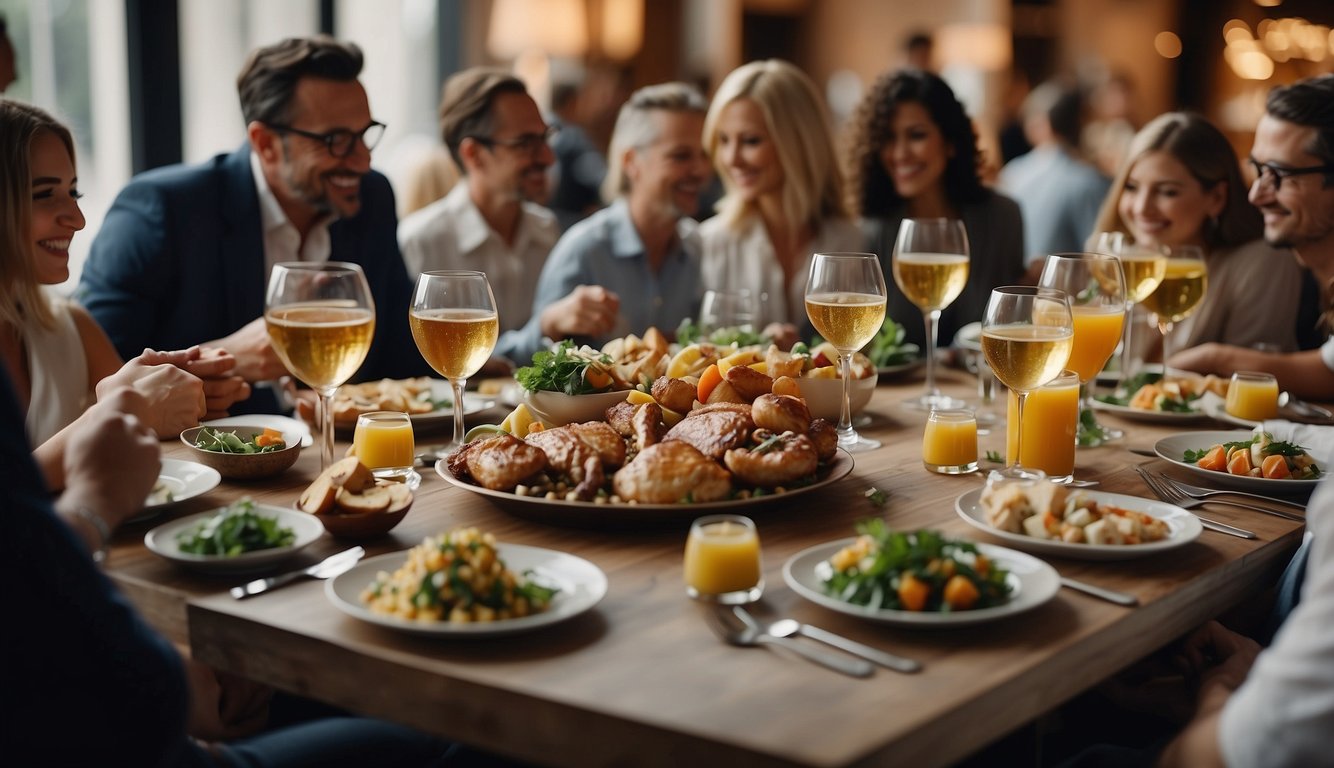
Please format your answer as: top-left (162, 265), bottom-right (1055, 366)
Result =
top-left (699, 60), bottom-right (860, 346)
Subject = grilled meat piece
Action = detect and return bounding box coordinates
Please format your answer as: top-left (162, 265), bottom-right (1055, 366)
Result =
top-left (613, 440), bottom-right (732, 503)
top-left (664, 408), bottom-right (753, 460)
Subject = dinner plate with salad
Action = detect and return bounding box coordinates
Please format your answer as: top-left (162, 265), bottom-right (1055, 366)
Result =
top-left (144, 498), bottom-right (323, 574)
top-left (782, 523), bottom-right (1059, 628)
top-left (1093, 372), bottom-right (1222, 423)
top-left (1154, 430), bottom-right (1322, 493)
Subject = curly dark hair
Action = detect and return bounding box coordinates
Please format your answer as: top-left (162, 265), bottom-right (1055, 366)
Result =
top-left (845, 69), bottom-right (986, 216)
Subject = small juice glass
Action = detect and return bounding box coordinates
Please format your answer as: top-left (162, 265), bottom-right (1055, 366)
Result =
top-left (352, 411), bottom-right (420, 489)
top-left (923, 409), bottom-right (978, 474)
top-left (1226, 371), bottom-right (1279, 421)
top-left (1006, 370), bottom-right (1079, 482)
top-left (683, 515), bottom-right (762, 604)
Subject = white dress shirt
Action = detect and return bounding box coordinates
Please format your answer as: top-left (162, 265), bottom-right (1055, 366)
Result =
top-left (249, 152), bottom-right (332, 280)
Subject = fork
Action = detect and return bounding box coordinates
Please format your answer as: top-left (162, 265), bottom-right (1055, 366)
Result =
top-left (1156, 474), bottom-right (1307, 518)
top-left (701, 607), bottom-right (874, 678)
top-left (1135, 468), bottom-right (1257, 539)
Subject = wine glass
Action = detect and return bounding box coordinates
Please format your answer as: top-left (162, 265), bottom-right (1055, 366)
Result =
top-left (699, 288), bottom-right (757, 338)
top-left (981, 286), bottom-right (1073, 479)
top-left (892, 218), bottom-right (969, 410)
top-left (265, 262), bottom-right (376, 470)
top-left (1091, 236), bottom-right (1166, 389)
top-left (805, 252), bottom-right (887, 452)
top-left (1038, 253), bottom-right (1127, 448)
top-left (1142, 245), bottom-right (1207, 374)
top-left (410, 271), bottom-right (499, 454)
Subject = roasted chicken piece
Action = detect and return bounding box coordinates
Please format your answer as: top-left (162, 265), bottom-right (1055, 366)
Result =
top-left (604, 400), bottom-right (638, 436)
top-left (449, 433), bottom-right (548, 491)
top-left (630, 401), bottom-right (665, 452)
top-left (724, 431), bottom-right (819, 486)
top-left (664, 408), bottom-right (753, 460)
top-left (651, 375), bottom-right (697, 414)
top-left (690, 402), bottom-right (752, 417)
top-left (807, 419), bottom-right (838, 462)
top-left (752, 393), bottom-right (811, 434)
top-left (723, 364), bottom-right (774, 402)
top-left (527, 421), bottom-right (627, 470)
top-left (613, 440), bottom-right (733, 503)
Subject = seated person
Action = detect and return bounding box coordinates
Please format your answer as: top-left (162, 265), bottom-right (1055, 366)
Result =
top-left (510, 82), bottom-right (711, 356)
top-left (78, 36), bottom-right (427, 415)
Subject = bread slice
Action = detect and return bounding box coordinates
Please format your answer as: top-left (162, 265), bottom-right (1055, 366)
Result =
top-left (299, 457), bottom-right (376, 515)
top-left (334, 485), bottom-right (392, 515)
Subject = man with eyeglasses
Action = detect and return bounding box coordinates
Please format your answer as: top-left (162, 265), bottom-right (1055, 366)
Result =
top-left (1168, 74), bottom-right (1334, 401)
top-left (1158, 74), bottom-right (1334, 768)
top-left (398, 67), bottom-right (562, 370)
top-left (79, 36), bottom-right (426, 414)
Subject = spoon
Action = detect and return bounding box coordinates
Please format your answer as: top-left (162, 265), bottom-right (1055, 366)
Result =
top-left (757, 615), bottom-right (921, 673)
top-left (1279, 391), bottom-right (1334, 421)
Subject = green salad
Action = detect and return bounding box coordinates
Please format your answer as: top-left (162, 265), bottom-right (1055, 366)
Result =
top-left (194, 426), bottom-right (286, 454)
top-left (814, 316), bottom-right (919, 368)
top-left (675, 317), bottom-right (769, 348)
top-left (176, 499), bottom-right (295, 557)
top-left (516, 340), bottom-right (616, 394)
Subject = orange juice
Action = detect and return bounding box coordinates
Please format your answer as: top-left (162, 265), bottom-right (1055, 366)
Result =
top-left (684, 516), bottom-right (762, 603)
top-left (1006, 370), bottom-right (1079, 480)
top-left (923, 410), bottom-right (978, 473)
top-left (352, 411), bottom-right (415, 478)
top-left (1226, 372), bottom-right (1279, 421)
top-left (1067, 306), bottom-right (1125, 383)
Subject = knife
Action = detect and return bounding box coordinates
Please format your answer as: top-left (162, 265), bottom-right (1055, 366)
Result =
top-left (231, 546), bottom-right (365, 599)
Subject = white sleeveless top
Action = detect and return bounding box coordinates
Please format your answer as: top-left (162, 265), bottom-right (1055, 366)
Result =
top-left (24, 297), bottom-right (91, 447)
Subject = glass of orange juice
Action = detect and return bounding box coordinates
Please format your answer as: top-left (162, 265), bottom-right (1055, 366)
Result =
top-left (923, 409), bottom-right (978, 474)
top-left (1226, 371), bottom-right (1279, 422)
top-left (352, 411), bottom-right (420, 489)
top-left (1006, 370), bottom-right (1079, 483)
top-left (684, 515), bottom-right (762, 604)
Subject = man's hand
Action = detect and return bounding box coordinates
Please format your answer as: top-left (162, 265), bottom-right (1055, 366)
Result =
top-left (61, 388), bottom-right (161, 529)
top-left (1167, 343), bottom-right (1228, 376)
top-left (1176, 620), bottom-right (1261, 716)
top-left (208, 317), bottom-right (289, 382)
top-left (184, 660), bottom-right (272, 742)
top-left (761, 322), bottom-right (798, 352)
top-left (540, 285), bottom-right (620, 340)
top-left (178, 347), bottom-right (250, 417)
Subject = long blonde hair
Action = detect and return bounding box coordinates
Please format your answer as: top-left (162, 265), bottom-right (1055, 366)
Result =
top-left (703, 60), bottom-right (849, 233)
top-left (0, 100), bottom-right (73, 330)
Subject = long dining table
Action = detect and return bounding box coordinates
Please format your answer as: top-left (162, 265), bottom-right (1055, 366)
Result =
top-left (105, 368), bottom-right (1309, 768)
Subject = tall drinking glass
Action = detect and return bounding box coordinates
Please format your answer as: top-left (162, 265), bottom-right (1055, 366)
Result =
top-left (805, 253), bottom-right (887, 452)
top-left (981, 287), bottom-right (1073, 479)
top-left (699, 288), bottom-right (757, 337)
top-left (265, 262), bottom-right (376, 470)
top-left (892, 218), bottom-right (969, 410)
top-left (1141, 245), bottom-right (1207, 374)
top-left (410, 271), bottom-right (499, 454)
top-left (1113, 242), bottom-right (1167, 386)
top-left (1039, 253), bottom-right (1127, 447)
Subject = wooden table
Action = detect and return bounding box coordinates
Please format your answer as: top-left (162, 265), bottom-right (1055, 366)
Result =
top-left (106, 370), bottom-right (1307, 767)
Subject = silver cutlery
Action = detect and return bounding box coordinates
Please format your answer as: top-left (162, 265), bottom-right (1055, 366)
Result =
top-left (1156, 473), bottom-right (1306, 517)
top-left (1059, 577), bottom-right (1138, 606)
top-left (703, 606), bottom-right (874, 678)
top-left (1135, 468), bottom-right (1257, 540)
top-left (738, 607), bottom-right (921, 674)
top-left (1279, 391), bottom-right (1334, 421)
top-left (231, 546), bottom-right (365, 599)
top-left (1145, 473), bottom-right (1305, 522)
top-left (1129, 448), bottom-right (1158, 458)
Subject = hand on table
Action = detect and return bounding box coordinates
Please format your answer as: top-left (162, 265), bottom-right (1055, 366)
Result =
top-left (540, 285), bottom-right (620, 340)
top-left (208, 317), bottom-right (289, 383)
top-left (96, 350), bottom-right (207, 437)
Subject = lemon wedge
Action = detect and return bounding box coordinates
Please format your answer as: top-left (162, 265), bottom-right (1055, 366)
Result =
top-left (497, 403), bottom-right (537, 437)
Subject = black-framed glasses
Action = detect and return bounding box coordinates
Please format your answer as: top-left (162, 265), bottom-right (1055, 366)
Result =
top-left (470, 125), bottom-right (559, 155)
top-left (1249, 157), bottom-right (1334, 190)
top-left (267, 121), bottom-right (386, 158)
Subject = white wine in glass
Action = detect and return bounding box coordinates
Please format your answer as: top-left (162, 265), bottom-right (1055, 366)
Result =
top-left (410, 271), bottom-right (499, 454)
top-left (892, 218), bottom-right (969, 410)
top-left (1141, 246), bottom-right (1207, 372)
top-left (1038, 252), bottom-right (1126, 448)
top-left (266, 262), bottom-right (376, 470)
top-left (805, 252), bottom-right (887, 452)
top-left (981, 286), bottom-right (1073, 478)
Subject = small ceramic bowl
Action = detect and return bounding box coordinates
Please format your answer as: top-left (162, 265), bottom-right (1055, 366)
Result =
top-left (521, 389), bottom-right (630, 427)
top-left (180, 425), bottom-right (302, 480)
top-left (795, 375), bottom-right (877, 422)
top-left (317, 500), bottom-right (411, 540)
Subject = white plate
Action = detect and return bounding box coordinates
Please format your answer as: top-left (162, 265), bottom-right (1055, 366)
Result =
top-left (876, 358), bottom-right (925, 378)
top-left (144, 503), bottom-right (323, 574)
top-left (1202, 399), bottom-right (1259, 430)
top-left (782, 539), bottom-right (1060, 628)
top-left (955, 488), bottom-right (1203, 561)
top-left (953, 322), bottom-right (982, 352)
top-left (412, 383), bottom-right (495, 429)
top-left (326, 545), bottom-right (608, 638)
top-left (1092, 399), bottom-right (1210, 424)
top-left (1154, 430), bottom-right (1322, 494)
top-left (145, 458), bottom-right (221, 509)
top-left (206, 414), bottom-right (313, 449)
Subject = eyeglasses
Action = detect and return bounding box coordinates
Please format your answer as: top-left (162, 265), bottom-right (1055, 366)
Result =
top-left (1249, 157), bottom-right (1334, 191)
top-left (266, 121), bottom-right (386, 158)
top-left (470, 125), bottom-right (559, 155)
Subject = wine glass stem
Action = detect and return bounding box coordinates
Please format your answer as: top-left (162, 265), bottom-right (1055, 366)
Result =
top-left (837, 349), bottom-right (855, 438)
top-left (317, 390), bottom-right (335, 470)
top-left (1012, 391), bottom-right (1028, 472)
top-left (1120, 305), bottom-right (1136, 388)
top-left (923, 309), bottom-right (941, 398)
top-left (450, 377), bottom-right (468, 448)
top-left (1160, 322), bottom-right (1173, 374)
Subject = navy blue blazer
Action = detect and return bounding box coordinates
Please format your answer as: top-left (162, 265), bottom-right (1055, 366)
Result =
top-left (78, 146), bottom-right (429, 413)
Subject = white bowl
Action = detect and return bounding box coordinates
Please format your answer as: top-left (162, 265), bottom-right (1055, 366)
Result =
top-left (521, 390), bottom-right (631, 427)
top-left (795, 375), bottom-right (877, 421)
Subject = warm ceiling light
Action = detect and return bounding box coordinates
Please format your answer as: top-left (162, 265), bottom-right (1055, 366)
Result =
top-left (1253, 0), bottom-right (1282, 7)
top-left (1155, 31), bottom-right (1183, 58)
top-left (1223, 20), bottom-right (1252, 43)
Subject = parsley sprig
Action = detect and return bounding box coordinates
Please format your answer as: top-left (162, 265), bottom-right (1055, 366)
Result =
top-left (515, 340), bottom-right (614, 395)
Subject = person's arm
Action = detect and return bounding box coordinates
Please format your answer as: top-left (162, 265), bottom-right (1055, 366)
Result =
top-left (1169, 344), bottom-right (1334, 401)
top-left (1158, 621), bottom-right (1260, 768)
